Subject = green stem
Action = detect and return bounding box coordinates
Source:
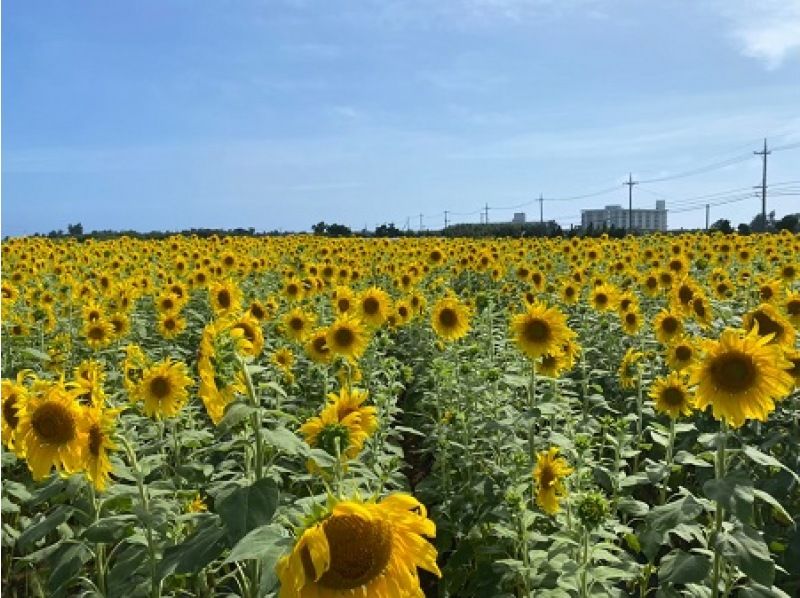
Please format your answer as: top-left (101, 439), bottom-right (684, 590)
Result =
top-left (580, 529), bottom-right (590, 598)
top-left (711, 422), bottom-right (728, 598)
top-left (659, 418), bottom-right (676, 505)
top-left (239, 357), bottom-right (264, 481)
top-left (528, 361), bottom-right (537, 464)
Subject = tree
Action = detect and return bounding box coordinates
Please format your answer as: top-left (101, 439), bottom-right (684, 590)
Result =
top-left (67, 222), bottom-right (84, 236)
top-left (710, 219), bottom-right (733, 234)
top-left (737, 223), bottom-right (751, 235)
top-left (311, 221), bottom-right (327, 235)
top-left (326, 223), bottom-right (352, 237)
top-left (776, 214), bottom-right (799, 233)
top-left (749, 213), bottom-right (768, 233)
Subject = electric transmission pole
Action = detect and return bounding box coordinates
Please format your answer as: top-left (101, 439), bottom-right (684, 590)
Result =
top-left (754, 138), bottom-right (770, 224)
top-left (623, 173), bottom-right (638, 232)
top-left (484, 203), bottom-right (489, 225)
top-left (539, 193), bottom-right (544, 224)
top-left (444, 210), bottom-right (449, 231)
top-left (419, 213), bottom-right (424, 232)
top-left (705, 204), bottom-right (710, 230)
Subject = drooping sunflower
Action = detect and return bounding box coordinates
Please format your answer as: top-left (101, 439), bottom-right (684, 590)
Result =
top-left (618, 348), bottom-right (643, 389)
top-left (1, 376), bottom-right (28, 452)
top-left (276, 494), bottom-right (440, 597)
top-left (742, 303), bottom-right (796, 348)
top-left (135, 358), bottom-right (193, 420)
top-left (666, 336), bottom-right (697, 372)
top-left (357, 287), bottom-right (392, 328)
top-left (326, 315), bottom-right (369, 360)
top-left (511, 302), bottom-right (574, 360)
top-left (430, 296), bottom-right (471, 342)
top-left (283, 307), bottom-right (315, 342)
top-left (653, 308), bottom-right (684, 345)
top-left (650, 371), bottom-right (694, 419)
top-left (197, 320), bottom-right (246, 424)
top-left (533, 447), bottom-right (574, 515)
top-left (15, 381), bottom-right (89, 480)
top-left (84, 406), bottom-right (119, 492)
top-left (689, 327), bottom-right (794, 428)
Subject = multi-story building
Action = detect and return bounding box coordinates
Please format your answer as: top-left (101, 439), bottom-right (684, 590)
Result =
top-left (581, 200), bottom-right (667, 232)
top-left (512, 212), bottom-right (526, 224)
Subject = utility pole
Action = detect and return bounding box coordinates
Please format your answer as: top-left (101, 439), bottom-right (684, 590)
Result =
top-left (705, 204), bottom-right (710, 230)
top-left (623, 173), bottom-right (638, 232)
top-left (484, 203), bottom-right (489, 225)
top-left (538, 193), bottom-right (544, 224)
top-left (754, 138), bottom-right (770, 224)
top-left (418, 213), bottom-right (424, 232)
top-left (444, 210), bottom-right (449, 230)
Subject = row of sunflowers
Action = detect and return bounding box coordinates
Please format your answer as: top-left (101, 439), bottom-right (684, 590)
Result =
top-left (1, 231), bottom-right (799, 597)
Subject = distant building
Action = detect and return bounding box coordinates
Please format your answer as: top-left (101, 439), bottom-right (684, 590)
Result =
top-left (581, 200), bottom-right (667, 232)
top-left (512, 212), bottom-right (526, 224)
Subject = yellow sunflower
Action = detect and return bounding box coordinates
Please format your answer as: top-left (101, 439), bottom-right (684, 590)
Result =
top-left (430, 296), bottom-right (471, 342)
top-left (83, 319), bottom-right (114, 350)
top-left (135, 358), bottom-right (193, 420)
top-left (650, 371), bottom-right (694, 419)
top-left (620, 307), bottom-right (642, 336)
top-left (533, 447), bottom-right (574, 515)
top-left (16, 381), bottom-right (89, 480)
top-left (231, 314), bottom-right (265, 357)
top-left (273, 346), bottom-right (296, 371)
top-left (332, 286), bottom-right (356, 315)
top-left (299, 405), bottom-right (370, 461)
top-left (590, 283), bottom-right (618, 312)
top-left (666, 336), bottom-right (697, 372)
top-left (306, 329), bottom-right (334, 365)
top-left (689, 328), bottom-right (794, 428)
top-left (326, 387), bottom-right (378, 438)
top-left (618, 348), bottom-right (643, 389)
top-left (157, 312), bottom-right (187, 339)
top-left (1, 376), bottom-right (28, 452)
top-left (653, 308), bottom-right (684, 345)
top-left (197, 320), bottom-right (246, 424)
top-left (123, 344), bottom-right (149, 394)
top-left (357, 287), bottom-right (392, 328)
top-left (742, 303), bottom-right (796, 348)
top-left (783, 291), bottom-right (800, 327)
top-left (326, 315), bottom-right (369, 361)
top-left (511, 302), bottom-right (574, 360)
top-left (784, 348), bottom-right (800, 388)
top-left (283, 307), bottom-right (315, 342)
top-left (276, 494), bottom-right (440, 597)
top-left (84, 406), bottom-right (119, 492)
top-left (209, 279), bottom-right (242, 316)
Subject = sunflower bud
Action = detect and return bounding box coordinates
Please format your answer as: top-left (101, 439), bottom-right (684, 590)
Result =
top-left (576, 491), bottom-right (609, 531)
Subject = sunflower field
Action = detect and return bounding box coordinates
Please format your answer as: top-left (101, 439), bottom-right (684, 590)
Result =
top-left (1, 232), bottom-right (800, 598)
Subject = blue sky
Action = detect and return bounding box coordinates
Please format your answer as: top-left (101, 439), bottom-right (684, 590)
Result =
top-left (3, 0), bottom-right (800, 236)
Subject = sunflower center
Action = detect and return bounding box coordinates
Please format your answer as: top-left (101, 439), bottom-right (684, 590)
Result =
top-left (675, 346), bottom-right (692, 361)
top-left (662, 317), bottom-right (678, 334)
top-left (333, 327), bottom-right (355, 348)
top-left (678, 285), bottom-right (693, 305)
top-left (3, 395), bottom-right (20, 429)
top-left (88, 424), bottom-right (103, 457)
top-left (594, 293), bottom-right (608, 306)
top-left (523, 319), bottom-right (550, 343)
top-left (337, 298), bottom-right (351, 312)
top-left (164, 318), bottom-right (176, 330)
top-left (787, 300), bottom-right (800, 316)
top-left (316, 423), bottom-right (351, 456)
top-left (217, 290), bottom-right (231, 309)
top-left (31, 401), bottom-right (76, 445)
top-left (625, 313), bottom-right (637, 325)
top-left (438, 308), bottom-right (458, 329)
top-left (362, 297), bottom-right (379, 315)
top-left (661, 387), bottom-right (685, 407)
top-left (539, 464), bottom-right (556, 489)
top-left (710, 351), bottom-right (756, 393)
top-left (752, 312), bottom-right (783, 340)
top-left (289, 317), bottom-right (304, 331)
top-left (692, 300), bottom-right (706, 318)
top-left (149, 376), bottom-right (172, 399)
top-left (88, 326), bottom-right (106, 340)
top-left (250, 304), bottom-right (265, 320)
top-left (314, 514), bottom-right (393, 589)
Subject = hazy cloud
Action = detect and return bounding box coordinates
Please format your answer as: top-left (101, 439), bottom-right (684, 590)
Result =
top-left (715, 0), bottom-right (800, 68)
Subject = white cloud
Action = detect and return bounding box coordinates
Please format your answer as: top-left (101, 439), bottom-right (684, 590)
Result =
top-left (714, 0), bottom-right (800, 68)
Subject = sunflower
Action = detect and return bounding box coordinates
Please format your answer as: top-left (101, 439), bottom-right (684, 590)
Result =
top-left (273, 346), bottom-right (296, 371)
top-left (650, 372), bottom-right (694, 419)
top-left (135, 358), bottom-right (193, 419)
top-left (326, 315), bottom-right (369, 361)
top-left (326, 387), bottom-right (378, 438)
top-left (357, 287), bottom-right (392, 328)
top-left (539, 341), bottom-right (580, 379)
top-left (73, 359), bottom-right (106, 407)
top-left (653, 308), bottom-right (684, 344)
top-left (511, 301), bottom-right (574, 360)
top-left (590, 283), bottom-right (618, 312)
top-left (430, 296), bottom-right (471, 342)
top-left (618, 348), bottom-right (643, 389)
top-left (157, 312), bottom-right (187, 339)
top-left (689, 293), bottom-right (712, 328)
top-left (784, 291), bottom-right (800, 327)
top-left (84, 406), bottom-right (119, 492)
top-left (283, 277), bottom-right (305, 302)
top-left (283, 307), bottom-right (315, 342)
top-left (785, 348), bottom-right (800, 388)
top-left (533, 447), bottom-right (573, 515)
top-left (123, 344), bottom-right (149, 394)
top-left (306, 329), bottom-right (334, 364)
top-left (332, 286), bottom-right (356, 315)
top-left (689, 328), bottom-right (794, 428)
top-left (299, 404), bottom-right (371, 461)
top-left (83, 319), bottom-right (114, 350)
top-left (666, 336), bottom-right (697, 372)
top-left (620, 307), bottom-right (642, 335)
top-left (15, 381), bottom-right (88, 480)
top-left (1, 376), bottom-right (28, 452)
top-left (209, 279), bottom-right (242, 316)
top-left (276, 494), bottom-right (440, 596)
top-left (247, 299), bottom-right (270, 322)
top-left (197, 320), bottom-right (246, 424)
top-left (742, 303), bottom-right (796, 348)
top-left (231, 314), bottom-right (265, 357)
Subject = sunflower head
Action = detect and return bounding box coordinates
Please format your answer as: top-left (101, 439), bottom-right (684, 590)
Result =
top-left (743, 303), bottom-right (795, 348)
top-left (430, 296), bottom-right (471, 342)
top-left (650, 371), bottom-right (694, 419)
top-left (533, 447), bottom-right (573, 515)
top-left (326, 315), bottom-right (369, 360)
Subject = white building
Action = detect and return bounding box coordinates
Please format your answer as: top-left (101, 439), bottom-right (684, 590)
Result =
top-left (512, 212), bottom-right (526, 224)
top-left (581, 200), bottom-right (667, 232)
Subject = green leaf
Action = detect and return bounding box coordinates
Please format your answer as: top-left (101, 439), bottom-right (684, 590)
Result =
top-left (658, 550), bottom-right (711, 585)
top-left (216, 402), bottom-right (256, 434)
top-left (751, 488), bottom-right (794, 525)
top-left (743, 446), bottom-right (800, 484)
top-left (262, 426), bottom-right (306, 456)
top-left (224, 523), bottom-right (291, 563)
top-left (717, 525), bottom-right (774, 587)
top-left (703, 473), bottom-right (754, 524)
top-left (17, 505), bottom-right (74, 551)
top-left (158, 518), bottom-right (228, 580)
top-left (646, 494), bottom-right (704, 533)
top-left (22, 347), bottom-right (51, 362)
top-left (48, 541), bottom-right (92, 594)
top-left (674, 451), bottom-right (712, 468)
top-left (82, 514), bottom-right (136, 543)
top-left (217, 478), bottom-right (280, 544)
top-left (736, 582), bottom-right (792, 598)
